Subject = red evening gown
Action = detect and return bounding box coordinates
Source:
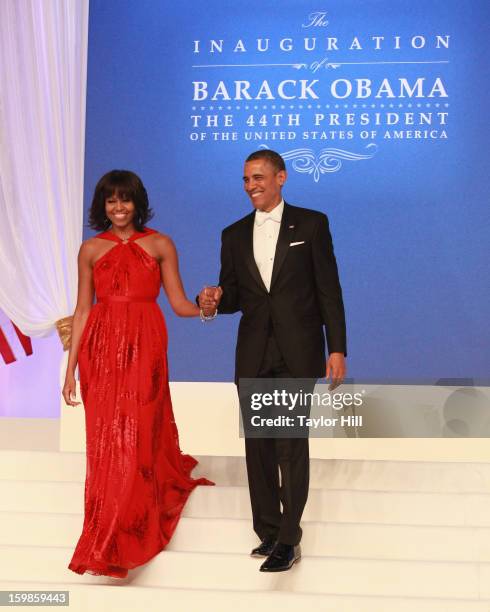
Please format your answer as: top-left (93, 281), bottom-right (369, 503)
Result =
top-left (68, 227), bottom-right (213, 578)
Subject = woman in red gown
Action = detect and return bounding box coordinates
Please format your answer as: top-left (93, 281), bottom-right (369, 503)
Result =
top-left (62, 170), bottom-right (213, 578)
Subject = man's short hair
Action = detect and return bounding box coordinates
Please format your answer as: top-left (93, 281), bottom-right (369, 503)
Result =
top-left (245, 149), bottom-right (286, 173)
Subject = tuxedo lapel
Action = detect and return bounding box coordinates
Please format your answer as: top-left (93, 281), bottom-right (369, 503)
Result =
top-left (270, 203), bottom-right (297, 290)
top-left (240, 213), bottom-right (268, 293)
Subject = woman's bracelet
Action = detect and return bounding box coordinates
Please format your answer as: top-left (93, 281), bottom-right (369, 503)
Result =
top-left (200, 308), bottom-right (218, 322)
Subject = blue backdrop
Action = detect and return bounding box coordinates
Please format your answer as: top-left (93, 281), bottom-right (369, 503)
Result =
top-left (83, 0), bottom-right (490, 383)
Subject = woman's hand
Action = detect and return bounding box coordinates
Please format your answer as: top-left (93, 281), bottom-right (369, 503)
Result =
top-left (62, 373), bottom-right (81, 406)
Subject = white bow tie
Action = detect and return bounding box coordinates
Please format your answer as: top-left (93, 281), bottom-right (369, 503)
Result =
top-left (255, 208), bottom-right (282, 226)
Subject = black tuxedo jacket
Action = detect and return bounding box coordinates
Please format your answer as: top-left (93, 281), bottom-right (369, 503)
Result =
top-left (218, 202), bottom-right (347, 383)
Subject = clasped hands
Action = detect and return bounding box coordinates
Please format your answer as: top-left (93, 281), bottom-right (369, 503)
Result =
top-left (198, 285), bottom-right (223, 316)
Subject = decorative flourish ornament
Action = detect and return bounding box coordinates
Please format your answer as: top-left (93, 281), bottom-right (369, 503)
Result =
top-left (260, 144), bottom-right (378, 182)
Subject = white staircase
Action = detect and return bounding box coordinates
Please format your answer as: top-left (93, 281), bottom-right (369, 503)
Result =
top-left (1, 450), bottom-right (490, 611)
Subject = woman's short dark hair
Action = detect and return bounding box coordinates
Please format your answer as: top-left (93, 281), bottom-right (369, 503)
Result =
top-left (88, 170), bottom-right (154, 232)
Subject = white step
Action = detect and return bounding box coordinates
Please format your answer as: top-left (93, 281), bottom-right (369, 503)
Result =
top-left (0, 545), bottom-right (483, 599)
top-left (0, 419), bottom-right (58, 451)
top-left (1, 582), bottom-right (488, 612)
top-left (0, 450), bottom-right (86, 482)
top-left (3, 450), bottom-right (490, 493)
top-left (0, 480), bottom-right (84, 514)
top-left (2, 479), bottom-right (489, 527)
top-left (2, 512), bottom-right (490, 563)
top-left (193, 455), bottom-right (490, 494)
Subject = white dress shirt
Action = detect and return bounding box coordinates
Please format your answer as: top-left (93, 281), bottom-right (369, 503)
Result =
top-left (253, 199), bottom-right (284, 292)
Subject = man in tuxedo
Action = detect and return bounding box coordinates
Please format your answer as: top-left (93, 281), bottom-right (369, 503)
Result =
top-left (199, 149), bottom-right (346, 572)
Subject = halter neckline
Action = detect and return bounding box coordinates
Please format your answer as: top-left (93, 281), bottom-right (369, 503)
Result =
top-left (96, 227), bottom-right (156, 243)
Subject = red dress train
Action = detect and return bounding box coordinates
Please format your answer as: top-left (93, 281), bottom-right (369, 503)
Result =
top-left (68, 227), bottom-right (213, 578)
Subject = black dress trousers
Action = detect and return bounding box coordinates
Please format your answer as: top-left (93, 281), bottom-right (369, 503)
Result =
top-left (243, 331), bottom-right (312, 546)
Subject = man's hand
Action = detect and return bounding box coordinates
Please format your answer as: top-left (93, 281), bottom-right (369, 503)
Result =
top-left (326, 352), bottom-right (346, 391)
top-left (198, 285), bottom-right (223, 316)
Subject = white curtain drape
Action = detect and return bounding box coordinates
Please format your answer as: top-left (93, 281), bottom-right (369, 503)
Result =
top-left (0, 0), bottom-right (89, 337)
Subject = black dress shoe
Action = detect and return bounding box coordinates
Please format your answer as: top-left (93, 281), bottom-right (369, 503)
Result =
top-left (259, 542), bottom-right (301, 572)
top-left (250, 536), bottom-right (276, 557)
